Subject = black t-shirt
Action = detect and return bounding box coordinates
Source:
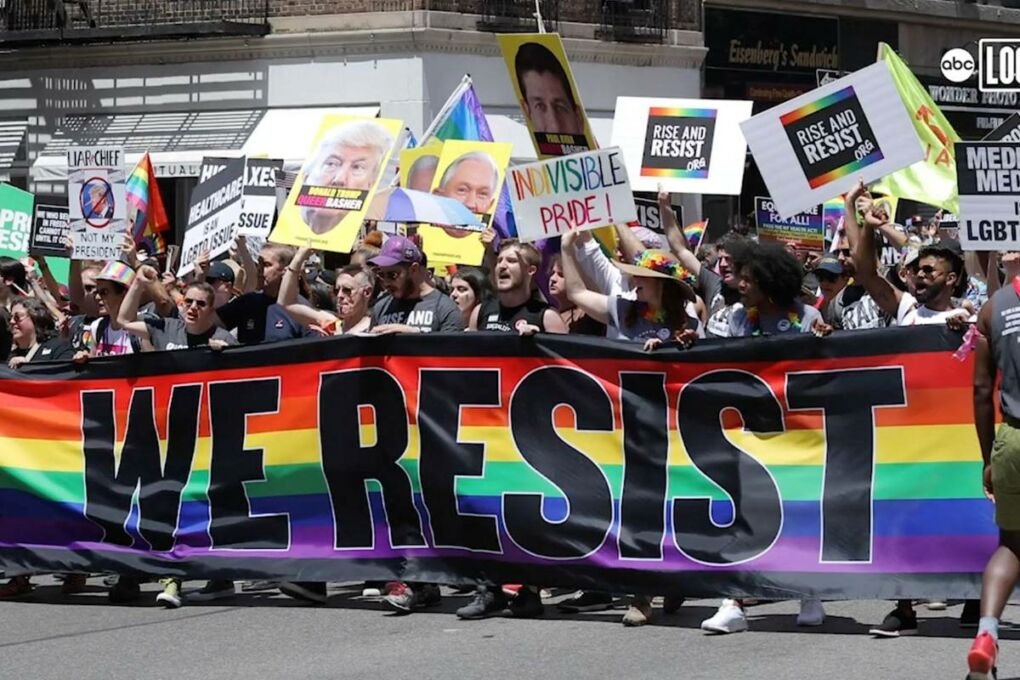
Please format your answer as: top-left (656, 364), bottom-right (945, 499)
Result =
top-left (478, 297), bottom-right (549, 333)
top-left (217, 292), bottom-right (310, 345)
top-left (10, 337), bottom-right (74, 364)
top-left (145, 317), bottom-right (238, 351)
top-left (370, 289), bottom-right (463, 333)
top-left (0, 308), bottom-right (10, 362)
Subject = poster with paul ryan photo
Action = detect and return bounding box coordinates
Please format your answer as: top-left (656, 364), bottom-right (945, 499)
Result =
top-left (740, 61), bottom-right (924, 218)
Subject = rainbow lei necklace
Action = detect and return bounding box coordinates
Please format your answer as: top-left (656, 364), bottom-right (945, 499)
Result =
top-left (745, 306), bottom-right (801, 336)
top-left (637, 303), bottom-right (667, 324)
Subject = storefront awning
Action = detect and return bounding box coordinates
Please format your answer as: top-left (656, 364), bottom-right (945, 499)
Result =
top-left (30, 106), bottom-right (380, 182)
top-left (0, 119), bottom-right (28, 172)
top-left (486, 114), bottom-right (615, 162)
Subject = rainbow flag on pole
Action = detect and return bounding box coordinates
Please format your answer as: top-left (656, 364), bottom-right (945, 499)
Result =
top-left (683, 220), bottom-right (708, 253)
top-left (125, 152), bottom-right (170, 244)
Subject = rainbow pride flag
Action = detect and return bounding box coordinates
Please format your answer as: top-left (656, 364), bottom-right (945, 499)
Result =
top-left (683, 219), bottom-right (707, 252)
top-left (0, 329), bottom-right (993, 596)
top-left (125, 152), bottom-right (169, 243)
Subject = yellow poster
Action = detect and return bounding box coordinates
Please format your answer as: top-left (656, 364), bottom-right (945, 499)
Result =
top-left (399, 142), bottom-right (444, 192)
top-left (418, 140), bottom-right (512, 266)
top-left (269, 115), bottom-right (403, 253)
top-left (497, 33), bottom-right (598, 160)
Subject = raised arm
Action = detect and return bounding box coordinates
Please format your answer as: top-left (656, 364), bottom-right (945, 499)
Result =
top-left (234, 234), bottom-right (258, 294)
top-left (116, 265), bottom-right (157, 339)
top-left (561, 230), bottom-right (611, 325)
top-left (851, 202), bottom-right (903, 318)
top-left (657, 186), bottom-right (701, 276)
top-left (974, 302), bottom-right (997, 499)
top-left (842, 178), bottom-right (868, 253)
top-left (278, 246), bottom-right (338, 329)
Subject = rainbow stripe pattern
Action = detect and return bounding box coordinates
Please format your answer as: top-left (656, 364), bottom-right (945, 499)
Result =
top-left (683, 220), bottom-right (707, 251)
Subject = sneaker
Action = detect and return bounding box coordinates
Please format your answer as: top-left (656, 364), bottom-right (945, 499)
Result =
top-left (502, 584), bottom-right (523, 598)
top-left (509, 586), bottom-right (544, 618)
top-left (102, 574), bottom-right (119, 587)
top-left (0, 576), bottom-right (32, 599)
top-left (279, 581), bottom-right (328, 604)
top-left (797, 598), bottom-right (826, 627)
top-left (701, 599), bottom-right (748, 634)
top-left (108, 576), bottom-right (142, 604)
top-left (384, 583), bottom-right (442, 614)
top-left (558, 590), bottom-right (614, 612)
top-left (967, 631), bottom-right (999, 680)
top-left (60, 574), bottom-right (88, 595)
top-left (662, 595), bottom-right (685, 615)
top-left (156, 578), bottom-right (182, 609)
top-left (622, 596), bottom-right (652, 627)
top-left (187, 580), bottom-right (236, 602)
top-left (961, 599), bottom-right (981, 629)
top-left (240, 580), bottom-right (279, 593)
top-left (869, 608), bottom-right (918, 637)
top-left (926, 599), bottom-right (948, 611)
top-left (362, 581), bottom-right (387, 597)
top-left (456, 587), bottom-right (508, 619)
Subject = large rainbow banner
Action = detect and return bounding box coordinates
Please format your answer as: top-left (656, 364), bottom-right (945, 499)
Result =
top-left (0, 329), bottom-right (992, 598)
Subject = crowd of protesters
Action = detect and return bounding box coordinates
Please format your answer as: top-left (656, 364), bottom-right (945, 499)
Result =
top-left (0, 179), bottom-right (1014, 677)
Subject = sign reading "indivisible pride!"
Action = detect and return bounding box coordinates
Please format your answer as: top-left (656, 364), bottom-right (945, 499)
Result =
top-left (508, 147), bottom-right (637, 243)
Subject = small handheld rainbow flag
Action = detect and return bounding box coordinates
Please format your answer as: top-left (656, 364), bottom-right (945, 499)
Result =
top-left (125, 152), bottom-right (170, 243)
top-left (683, 220), bottom-right (708, 253)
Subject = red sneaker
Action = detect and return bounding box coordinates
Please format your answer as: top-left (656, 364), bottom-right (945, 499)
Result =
top-left (967, 631), bottom-right (998, 680)
top-left (501, 584), bottom-right (522, 598)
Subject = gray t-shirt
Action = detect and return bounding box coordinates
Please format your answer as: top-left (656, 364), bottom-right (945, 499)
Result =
top-left (370, 289), bottom-right (463, 333)
top-left (145, 317), bottom-right (238, 351)
top-left (728, 302), bottom-right (822, 338)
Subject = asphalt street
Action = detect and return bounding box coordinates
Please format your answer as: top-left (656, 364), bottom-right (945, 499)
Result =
top-left (1, 577), bottom-right (1016, 680)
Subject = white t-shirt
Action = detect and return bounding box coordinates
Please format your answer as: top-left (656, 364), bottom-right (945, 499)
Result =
top-left (87, 318), bottom-right (135, 356)
top-left (895, 293), bottom-right (971, 326)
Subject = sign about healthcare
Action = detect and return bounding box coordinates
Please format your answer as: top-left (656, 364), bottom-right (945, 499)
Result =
top-left (237, 159), bottom-right (283, 238)
top-left (611, 97), bottom-right (753, 194)
top-left (178, 157), bottom-right (246, 277)
top-left (741, 62), bottom-right (924, 218)
top-left (67, 146), bottom-right (126, 260)
top-left (269, 116), bottom-right (403, 254)
top-left (497, 33), bottom-right (598, 159)
top-left (984, 113), bottom-right (1020, 143)
top-left (754, 197), bottom-right (825, 251)
top-left (31, 204), bottom-right (70, 257)
top-left (508, 147), bottom-right (636, 243)
top-left (956, 142), bottom-right (1020, 250)
top-left (0, 184), bottom-right (33, 255)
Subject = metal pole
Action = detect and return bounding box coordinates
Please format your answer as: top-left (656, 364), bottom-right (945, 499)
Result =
top-left (534, 0), bottom-right (546, 33)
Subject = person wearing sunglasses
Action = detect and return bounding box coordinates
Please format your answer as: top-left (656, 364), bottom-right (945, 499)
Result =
top-left (277, 247), bottom-right (375, 336)
top-left (7, 297), bottom-right (73, 369)
top-left (116, 265), bottom-right (236, 352)
top-left (813, 255), bottom-right (852, 328)
top-left (368, 235), bottom-right (463, 335)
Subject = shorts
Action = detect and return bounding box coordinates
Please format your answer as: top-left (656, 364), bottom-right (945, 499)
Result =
top-left (992, 421), bottom-right (1020, 530)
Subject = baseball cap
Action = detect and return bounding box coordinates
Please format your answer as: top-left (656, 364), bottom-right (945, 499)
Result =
top-left (814, 256), bottom-right (843, 276)
top-left (206, 261), bottom-right (236, 284)
top-left (368, 235), bottom-right (424, 268)
top-left (96, 261), bottom-right (135, 288)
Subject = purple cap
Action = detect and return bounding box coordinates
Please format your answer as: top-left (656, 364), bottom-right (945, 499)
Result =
top-left (368, 235), bottom-right (424, 267)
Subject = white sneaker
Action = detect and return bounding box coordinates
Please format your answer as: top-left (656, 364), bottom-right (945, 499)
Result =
top-left (701, 599), bottom-right (748, 634)
top-left (797, 598), bottom-right (825, 626)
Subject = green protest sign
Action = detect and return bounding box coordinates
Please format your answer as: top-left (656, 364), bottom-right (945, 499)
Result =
top-left (0, 183), bottom-right (34, 255)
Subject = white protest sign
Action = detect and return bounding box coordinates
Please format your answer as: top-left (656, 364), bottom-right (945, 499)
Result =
top-left (611, 97), bottom-right (753, 195)
top-left (956, 142), bottom-right (1020, 249)
top-left (507, 147), bottom-right (636, 243)
top-left (178, 156), bottom-right (246, 277)
top-left (67, 146), bottom-right (126, 260)
top-left (237, 159), bottom-right (283, 237)
top-left (740, 61), bottom-right (924, 218)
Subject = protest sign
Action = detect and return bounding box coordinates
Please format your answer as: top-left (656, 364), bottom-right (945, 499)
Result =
top-left (741, 62), bottom-right (924, 218)
top-left (754, 197), bottom-right (825, 251)
top-left (417, 140), bottom-right (513, 266)
top-left (269, 116), bottom-right (403, 254)
top-left (30, 204), bottom-right (70, 257)
top-left (237, 159), bottom-right (283, 238)
top-left (497, 33), bottom-right (598, 159)
top-left (178, 157), bottom-right (246, 277)
top-left (67, 146), bottom-right (126, 260)
top-left (0, 328), bottom-right (991, 599)
top-left (611, 97), bottom-right (753, 194)
top-left (0, 184), bottom-right (33, 255)
top-left (984, 112), bottom-right (1020, 142)
top-left (633, 196), bottom-right (682, 234)
top-left (955, 141), bottom-right (1020, 250)
top-left (399, 143), bottom-right (444, 193)
top-left (508, 148), bottom-right (636, 243)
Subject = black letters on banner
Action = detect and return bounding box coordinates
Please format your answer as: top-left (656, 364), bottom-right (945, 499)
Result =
top-left (207, 379), bottom-right (289, 550)
top-left (82, 386), bottom-right (201, 551)
top-left (505, 367), bottom-right (614, 559)
top-left (787, 368), bottom-right (906, 562)
top-left (675, 371), bottom-right (784, 565)
top-left (318, 369), bottom-right (426, 550)
top-left (618, 372), bottom-right (670, 560)
top-left (418, 369), bottom-right (501, 552)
